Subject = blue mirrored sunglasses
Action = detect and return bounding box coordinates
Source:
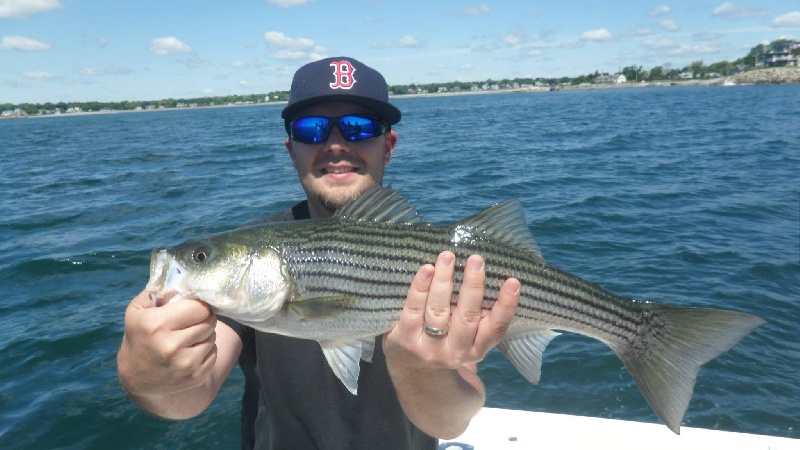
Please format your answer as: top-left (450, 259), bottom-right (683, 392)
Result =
top-left (290, 115), bottom-right (387, 144)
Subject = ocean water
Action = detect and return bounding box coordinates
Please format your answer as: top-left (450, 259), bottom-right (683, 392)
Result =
top-left (1, 85), bottom-right (798, 448)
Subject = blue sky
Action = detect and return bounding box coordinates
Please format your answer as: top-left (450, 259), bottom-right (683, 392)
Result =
top-left (1, 0), bottom-right (798, 104)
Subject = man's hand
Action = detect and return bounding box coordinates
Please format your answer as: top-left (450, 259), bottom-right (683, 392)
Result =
top-left (382, 251), bottom-right (520, 438)
top-left (117, 290), bottom-right (218, 411)
top-left (384, 251), bottom-right (519, 370)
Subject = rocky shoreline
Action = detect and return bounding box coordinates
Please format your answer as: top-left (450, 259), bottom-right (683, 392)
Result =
top-left (718, 67), bottom-right (800, 85)
top-left (555, 67), bottom-right (800, 91)
top-left (6, 68), bottom-right (798, 120)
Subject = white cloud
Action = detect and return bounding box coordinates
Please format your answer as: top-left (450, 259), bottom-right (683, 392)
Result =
top-left (398, 35), bottom-right (422, 48)
top-left (0, 0), bottom-right (60, 18)
top-left (659, 19), bottom-right (679, 31)
top-left (79, 66), bottom-right (133, 76)
top-left (462, 5), bottom-right (490, 16)
top-left (185, 57), bottom-right (209, 68)
top-left (581, 28), bottom-right (613, 42)
top-left (232, 60), bottom-right (255, 68)
top-left (24, 70), bottom-right (53, 80)
top-left (561, 40), bottom-right (585, 49)
top-left (712, 2), bottom-right (770, 19)
top-left (668, 43), bottom-right (723, 55)
top-left (0, 35), bottom-right (51, 50)
top-left (643, 37), bottom-right (676, 49)
top-left (266, 0), bottom-right (311, 8)
top-left (692, 31), bottom-right (722, 41)
top-left (376, 37), bottom-right (425, 50)
top-left (472, 42), bottom-right (502, 52)
top-left (307, 52), bottom-right (325, 61)
top-left (149, 37), bottom-right (192, 55)
top-left (630, 28), bottom-right (653, 36)
top-left (649, 5), bottom-right (671, 16)
top-left (713, 2), bottom-right (736, 15)
top-left (273, 50), bottom-right (308, 60)
top-left (499, 32), bottom-right (539, 49)
top-left (263, 31), bottom-right (320, 53)
top-left (772, 11), bottom-right (800, 28)
top-left (238, 80), bottom-right (252, 87)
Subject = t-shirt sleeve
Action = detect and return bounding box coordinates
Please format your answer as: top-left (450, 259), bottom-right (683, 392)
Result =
top-left (217, 314), bottom-right (250, 342)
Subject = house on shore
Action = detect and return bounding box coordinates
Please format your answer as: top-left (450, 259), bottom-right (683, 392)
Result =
top-left (762, 40), bottom-right (799, 67)
top-left (594, 74), bottom-right (627, 84)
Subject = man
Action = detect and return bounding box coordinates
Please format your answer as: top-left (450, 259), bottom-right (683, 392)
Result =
top-left (117, 56), bottom-right (521, 449)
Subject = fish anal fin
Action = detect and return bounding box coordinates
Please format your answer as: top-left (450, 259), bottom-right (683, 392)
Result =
top-left (498, 329), bottom-right (560, 384)
top-left (320, 338), bottom-right (377, 395)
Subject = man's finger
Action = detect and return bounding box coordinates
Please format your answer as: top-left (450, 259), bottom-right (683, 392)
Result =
top-left (423, 252), bottom-right (456, 335)
top-left (160, 298), bottom-right (214, 331)
top-left (450, 255), bottom-right (486, 347)
top-left (474, 277), bottom-right (520, 353)
top-left (396, 263), bottom-right (435, 331)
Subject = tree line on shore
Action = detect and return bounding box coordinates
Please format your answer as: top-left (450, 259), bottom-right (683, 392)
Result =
top-left (3, 39), bottom-right (796, 117)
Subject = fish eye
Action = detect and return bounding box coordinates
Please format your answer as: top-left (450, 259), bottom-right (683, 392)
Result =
top-left (192, 247), bottom-right (210, 263)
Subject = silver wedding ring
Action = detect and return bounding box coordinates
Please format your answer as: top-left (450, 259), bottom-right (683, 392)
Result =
top-left (424, 323), bottom-right (449, 337)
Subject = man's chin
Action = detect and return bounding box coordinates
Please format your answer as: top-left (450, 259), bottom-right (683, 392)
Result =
top-left (316, 183), bottom-right (373, 213)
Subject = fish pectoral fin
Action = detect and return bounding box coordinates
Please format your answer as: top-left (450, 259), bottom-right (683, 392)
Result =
top-left (320, 339), bottom-right (370, 395)
top-left (497, 329), bottom-right (561, 384)
top-left (288, 296), bottom-right (356, 320)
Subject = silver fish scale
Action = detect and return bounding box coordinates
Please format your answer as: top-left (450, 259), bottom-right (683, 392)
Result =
top-left (259, 217), bottom-right (651, 344)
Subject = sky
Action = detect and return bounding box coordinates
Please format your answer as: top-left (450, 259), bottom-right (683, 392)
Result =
top-left (1, 0), bottom-right (798, 105)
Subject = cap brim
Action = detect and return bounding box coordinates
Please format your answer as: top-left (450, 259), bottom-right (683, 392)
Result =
top-left (281, 94), bottom-right (401, 125)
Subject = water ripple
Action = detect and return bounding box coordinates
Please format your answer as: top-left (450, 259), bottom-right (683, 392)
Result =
top-left (1, 87), bottom-right (798, 446)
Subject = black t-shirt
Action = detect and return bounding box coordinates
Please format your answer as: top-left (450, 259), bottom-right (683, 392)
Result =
top-left (218, 201), bottom-right (437, 450)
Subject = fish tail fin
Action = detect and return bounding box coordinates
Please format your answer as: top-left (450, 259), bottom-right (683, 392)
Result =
top-left (613, 304), bottom-right (764, 434)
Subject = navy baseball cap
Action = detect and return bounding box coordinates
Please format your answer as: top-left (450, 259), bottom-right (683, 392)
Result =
top-left (281, 57), bottom-right (401, 128)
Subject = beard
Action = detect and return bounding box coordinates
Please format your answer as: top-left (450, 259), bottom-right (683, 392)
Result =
top-left (315, 184), bottom-right (372, 215)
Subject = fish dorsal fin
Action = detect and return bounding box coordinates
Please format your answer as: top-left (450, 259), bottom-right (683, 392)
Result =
top-left (456, 199), bottom-right (544, 261)
top-left (334, 185), bottom-right (427, 225)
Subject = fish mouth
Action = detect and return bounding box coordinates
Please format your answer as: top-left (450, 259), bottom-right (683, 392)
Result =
top-left (146, 248), bottom-right (188, 305)
top-left (147, 248), bottom-right (169, 292)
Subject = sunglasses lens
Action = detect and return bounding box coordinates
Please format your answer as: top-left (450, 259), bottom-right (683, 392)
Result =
top-left (292, 117), bottom-right (331, 143)
top-left (338, 115), bottom-right (385, 141)
top-left (291, 115), bottom-right (386, 143)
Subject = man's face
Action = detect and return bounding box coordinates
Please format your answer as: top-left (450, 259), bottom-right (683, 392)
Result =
top-left (285, 101), bottom-right (398, 218)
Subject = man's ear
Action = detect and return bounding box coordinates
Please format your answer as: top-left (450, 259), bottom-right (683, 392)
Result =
top-left (384, 130), bottom-right (398, 165)
top-left (285, 137), bottom-right (295, 162)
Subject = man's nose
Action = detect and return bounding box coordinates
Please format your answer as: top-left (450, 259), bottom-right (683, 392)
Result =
top-left (324, 127), bottom-right (350, 151)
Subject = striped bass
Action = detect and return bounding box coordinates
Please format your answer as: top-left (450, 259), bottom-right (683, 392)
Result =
top-left (147, 185), bottom-right (764, 434)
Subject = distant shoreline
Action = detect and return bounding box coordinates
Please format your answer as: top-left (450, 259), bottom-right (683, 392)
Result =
top-left (7, 67), bottom-right (798, 121)
top-left (17, 101), bottom-right (280, 120)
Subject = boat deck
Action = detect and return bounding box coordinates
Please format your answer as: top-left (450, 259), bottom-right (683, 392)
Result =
top-left (440, 408), bottom-right (798, 450)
